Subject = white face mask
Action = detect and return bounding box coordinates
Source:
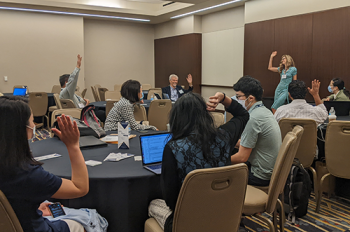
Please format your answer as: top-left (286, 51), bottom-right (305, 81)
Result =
top-left (27, 125), bottom-right (36, 142)
top-left (238, 97), bottom-right (252, 111)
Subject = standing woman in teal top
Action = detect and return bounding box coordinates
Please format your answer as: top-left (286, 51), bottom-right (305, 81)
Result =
top-left (268, 51), bottom-right (297, 114)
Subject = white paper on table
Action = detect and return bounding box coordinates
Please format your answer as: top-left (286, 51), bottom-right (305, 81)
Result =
top-left (85, 160), bottom-right (102, 166)
top-left (34, 153), bottom-right (61, 161)
top-left (134, 156), bottom-right (142, 161)
top-left (100, 135), bottom-right (118, 142)
top-left (104, 153), bottom-right (134, 162)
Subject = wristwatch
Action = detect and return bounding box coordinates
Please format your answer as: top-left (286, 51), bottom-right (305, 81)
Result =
top-left (220, 92), bottom-right (226, 103)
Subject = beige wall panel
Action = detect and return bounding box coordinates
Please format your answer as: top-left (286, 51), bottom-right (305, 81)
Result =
top-left (0, 10), bottom-right (84, 94)
top-left (84, 19), bottom-right (154, 101)
top-left (245, 0), bottom-right (350, 24)
top-left (202, 6), bottom-right (245, 33)
top-left (154, 16), bottom-right (195, 39)
top-left (202, 27), bottom-right (244, 86)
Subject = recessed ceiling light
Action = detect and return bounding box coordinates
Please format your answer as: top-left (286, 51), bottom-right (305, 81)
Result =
top-left (171, 0), bottom-right (242, 19)
top-left (0, 6), bottom-right (150, 22)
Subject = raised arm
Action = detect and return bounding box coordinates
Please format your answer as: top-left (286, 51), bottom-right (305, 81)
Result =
top-left (268, 51), bottom-right (279, 73)
top-left (64, 55), bottom-right (82, 98)
top-left (51, 115), bottom-right (89, 199)
top-left (308, 79), bottom-right (322, 106)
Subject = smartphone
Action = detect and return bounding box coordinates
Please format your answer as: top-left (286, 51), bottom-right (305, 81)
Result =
top-left (48, 202), bottom-right (66, 218)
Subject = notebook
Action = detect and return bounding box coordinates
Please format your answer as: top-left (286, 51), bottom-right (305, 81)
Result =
top-left (13, 88), bottom-right (27, 96)
top-left (139, 132), bottom-right (172, 174)
top-left (79, 136), bottom-right (107, 149)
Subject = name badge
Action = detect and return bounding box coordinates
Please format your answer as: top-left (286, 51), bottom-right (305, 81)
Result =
top-left (78, 103), bottom-right (85, 108)
top-left (281, 74), bottom-right (287, 79)
top-left (179, 89), bottom-right (184, 94)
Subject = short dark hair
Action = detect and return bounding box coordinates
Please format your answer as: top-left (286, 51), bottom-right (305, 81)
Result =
top-left (121, 80), bottom-right (141, 103)
top-left (233, 75), bottom-right (263, 101)
top-left (288, 80), bottom-right (307, 99)
top-left (59, 74), bottom-right (70, 87)
top-left (0, 96), bottom-right (42, 176)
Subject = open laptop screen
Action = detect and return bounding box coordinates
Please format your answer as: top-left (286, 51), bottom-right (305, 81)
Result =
top-left (140, 133), bottom-right (172, 165)
top-left (13, 88), bottom-right (27, 96)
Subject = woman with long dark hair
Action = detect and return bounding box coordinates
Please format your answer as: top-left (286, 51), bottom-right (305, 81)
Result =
top-left (148, 92), bottom-right (249, 232)
top-left (325, 78), bottom-right (350, 101)
top-left (0, 96), bottom-right (88, 232)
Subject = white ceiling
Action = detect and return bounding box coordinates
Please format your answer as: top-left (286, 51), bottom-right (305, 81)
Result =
top-left (0, 0), bottom-right (246, 23)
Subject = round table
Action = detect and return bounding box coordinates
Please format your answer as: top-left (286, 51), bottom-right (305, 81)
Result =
top-left (30, 131), bottom-right (162, 232)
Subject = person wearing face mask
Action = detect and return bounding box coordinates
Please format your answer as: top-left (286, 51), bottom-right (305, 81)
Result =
top-left (268, 51), bottom-right (298, 114)
top-left (161, 74), bottom-right (193, 101)
top-left (0, 96), bottom-right (90, 232)
top-left (324, 78), bottom-right (350, 101)
top-left (231, 76), bottom-right (282, 186)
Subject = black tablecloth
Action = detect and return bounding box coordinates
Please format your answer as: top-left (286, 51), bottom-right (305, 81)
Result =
top-left (29, 131), bottom-right (162, 232)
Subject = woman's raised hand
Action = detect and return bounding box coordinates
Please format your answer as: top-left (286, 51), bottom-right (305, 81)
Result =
top-left (271, 51), bottom-right (277, 57)
top-left (52, 114), bottom-right (80, 148)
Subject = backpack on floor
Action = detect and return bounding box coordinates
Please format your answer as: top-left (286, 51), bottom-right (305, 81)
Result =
top-left (80, 105), bottom-right (106, 138)
top-left (283, 158), bottom-right (312, 223)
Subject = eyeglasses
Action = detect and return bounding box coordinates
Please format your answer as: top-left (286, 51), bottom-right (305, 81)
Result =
top-left (236, 94), bottom-right (246, 99)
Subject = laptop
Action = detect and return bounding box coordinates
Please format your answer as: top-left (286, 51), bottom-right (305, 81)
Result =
top-left (139, 132), bottom-right (172, 174)
top-left (324, 101), bottom-right (350, 116)
top-left (79, 136), bottom-right (107, 149)
top-left (13, 88), bottom-right (27, 96)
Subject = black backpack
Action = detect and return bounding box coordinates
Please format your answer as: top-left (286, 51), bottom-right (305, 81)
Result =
top-left (283, 158), bottom-right (312, 223)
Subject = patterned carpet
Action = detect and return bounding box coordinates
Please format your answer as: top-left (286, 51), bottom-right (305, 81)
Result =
top-left (244, 194), bottom-right (350, 232)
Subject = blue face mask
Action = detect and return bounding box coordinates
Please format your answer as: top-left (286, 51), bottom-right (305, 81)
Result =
top-left (328, 86), bottom-right (333, 93)
top-left (140, 92), bottom-right (144, 101)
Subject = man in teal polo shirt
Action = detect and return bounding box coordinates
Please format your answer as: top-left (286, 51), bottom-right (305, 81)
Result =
top-left (231, 76), bottom-right (282, 186)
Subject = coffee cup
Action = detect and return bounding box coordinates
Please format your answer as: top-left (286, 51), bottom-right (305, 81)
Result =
top-left (328, 115), bottom-right (337, 122)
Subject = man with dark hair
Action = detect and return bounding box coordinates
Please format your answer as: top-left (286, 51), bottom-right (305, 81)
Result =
top-left (59, 55), bottom-right (89, 108)
top-left (231, 76), bottom-right (281, 186)
top-left (275, 79), bottom-right (328, 125)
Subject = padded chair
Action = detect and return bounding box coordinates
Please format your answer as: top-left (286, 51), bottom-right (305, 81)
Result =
top-left (60, 99), bottom-right (76, 109)
top-left (75, 86), bottom-right (80, 92)
top-left (91, 86), bottom-right (100, 102)
top-left (75, 90), bottom-right (83, 98)
top-left (13, 85), bottom-right (28, 93)
top-left (148, 100), bottom-right (172, 131)
top-left (279, 118), bottom-right (319, 201)
top-left (105, 91), bottom-right (121, 101)
top-left (106, 100), bottom-right (118, 118)
top-left (94, 84), bottom-right (102, 101)
top-left (28, 92), bottom-right (49, 129)
top-left (243, 126), bottom-right (304, 232)
top-left (98, 88), bottom-right (109, 101)
top-left (225, 112), bottom-right (234, 123)
top-left (145, 163), bottom-right (248, 232)
top-left (51, 85), bottom-right (61, 94)
top-left (147, 88), bottom-right (163, 100)
top-left (51, 109), bottom-right (82, 127)
top-left (316, 121), bottom-right (350, 212)
top-left (134, 104), bottom-right (147, 121)
top-left (210, 112), bottom-right (225, 128)
top-left (114, 84), bottom-right (122, 91)
top-left (81, 88), bottom-right (87, 98)
top-left (53, 94), bottom-right (62, 109)
top-left (142, 84), bottom-right (152, 90)
top-left (0, 190), bottom-right (24, 232)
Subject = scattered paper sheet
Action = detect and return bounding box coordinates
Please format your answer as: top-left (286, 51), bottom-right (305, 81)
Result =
top-left (101, 135), bottom-right (118, 142)
top-left (85, 160), bottom-right (102, 166)
top-left (34, 153), bottom-right (61, 161)
top-left (104, 153), bottom-right (134, 162)
top-left (134, 156), bottom-right (142, 161)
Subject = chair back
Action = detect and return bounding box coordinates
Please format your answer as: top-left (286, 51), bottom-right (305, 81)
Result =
top-left (51, 109), bottom-right (82, 127)
top-left (94, 85), bottom-right (102, 101)
top-left (106, 100), bottom-right (118, 118)
top-left (28, 92), bottom-right (48, 117)
top-left (51, 85), bottom-right (61, 94)
top-left (60, 99), bottom-right (76, 109)
top-left (147, 88), bottom-right (163, 100)
top-left (325, 121), bottom-right (350, 179)
top-left (75, 90), bottom-right (82, 98)
top-left (98, 88), bottom-right (108, 101)
top-left (225, 112), bottom-right (234, 122)
top-left (210, 112), bottom-right (225, 128)
top-left (0, 190), bottom-right (23, 232)
top-left (114, 84), bottom-right (122, 91)
top-left (13, 85), bottom-right (28, 93)
top-left (173, 164), bottom-right (248, 232)
top-left (279, 118), bottom-right (317, 168)
top-left (105, 91), bottom-right (121, 101)
top-left (90, 86), bottom-right (100, 102)
top-left (134, 104), bottom-right (147, 121)
top-left (81, 88), bottom-right (87, 98)
top-left (148, 100), bottom-right (172, 131)
top-left (142, 84), bottom-right (152, 90)
top-left (265, 126), bottom-right (304, 213)
top-left (53, 94), bottom-right (62, 109)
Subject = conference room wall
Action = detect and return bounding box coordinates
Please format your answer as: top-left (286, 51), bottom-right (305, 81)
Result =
top-left (0, 10), bottom-right (85, 94)
top-left (84, 19), bottom-right (155, 101)
top-left (201, 6), bottom-right (244, 101)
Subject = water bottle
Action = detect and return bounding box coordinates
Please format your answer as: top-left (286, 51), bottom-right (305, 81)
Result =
top-left (329, 107), bottom-right (335, 115)
top-left (150, 94), bottom-right (154, 101)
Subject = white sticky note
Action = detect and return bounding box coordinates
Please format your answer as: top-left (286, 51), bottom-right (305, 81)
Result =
top-left (134, 156), bottom-right (142, 161)
top-left (85, 160), bottom-right (102, 166)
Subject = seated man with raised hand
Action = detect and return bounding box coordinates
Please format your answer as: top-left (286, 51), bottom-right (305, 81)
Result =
top-left (59, 55), bottom-right (89, 108)
top-left (231, 76), bottom-right (282, 186)
top-left (161, 74), bottom-right (193, 101)
top-left (275, 79), bottom-right (328, 125)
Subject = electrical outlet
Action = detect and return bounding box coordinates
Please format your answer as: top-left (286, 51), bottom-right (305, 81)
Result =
top-left (4, 76), bottom-right (8, 82)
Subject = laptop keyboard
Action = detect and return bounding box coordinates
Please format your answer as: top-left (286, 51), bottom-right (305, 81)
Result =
top-left (149, 164), bottom-right (162, 170)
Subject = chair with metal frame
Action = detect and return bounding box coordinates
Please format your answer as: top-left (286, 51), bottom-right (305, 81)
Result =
top-left (148, 99), bottom-right (172, 131)
top-left (28, 92), bottom-right (49, 130)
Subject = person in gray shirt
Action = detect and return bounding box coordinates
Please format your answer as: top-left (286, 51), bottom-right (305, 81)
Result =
top-left (59, 55), bottom-right (89, 108)
top-left (231, 76), bottom-right (282, 186)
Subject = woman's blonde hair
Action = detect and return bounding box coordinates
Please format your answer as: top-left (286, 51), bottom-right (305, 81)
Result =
top-left (279, 55), bottom-right (295, 74)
